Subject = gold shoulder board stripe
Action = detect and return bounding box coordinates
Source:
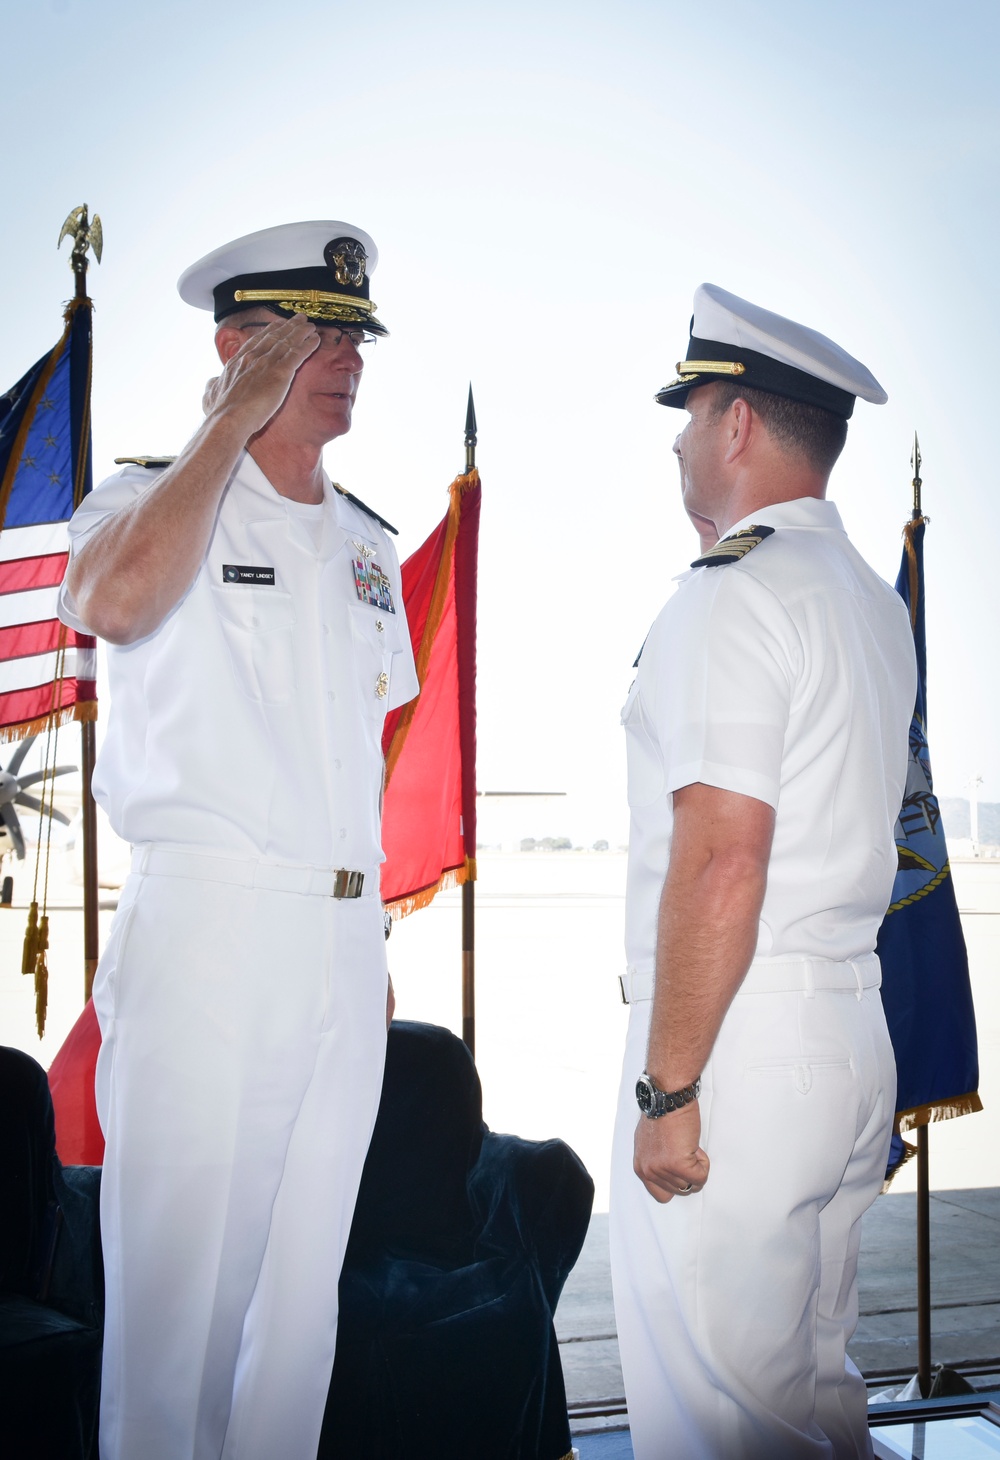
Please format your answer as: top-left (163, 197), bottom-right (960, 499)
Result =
top-left (332, 481), bottom-right (398, 536)
top-left (113, 456), bottom-right (178, 468)
top-left (691, 523), bottom-right (775, 569)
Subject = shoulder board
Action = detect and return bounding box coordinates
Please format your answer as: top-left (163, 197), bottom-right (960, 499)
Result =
top-left (691, 523), bottom-right (775, 569)
top-left (113, 456), bottom-right (177, 469)
top-left (331, 482), bottom-right (398, 536)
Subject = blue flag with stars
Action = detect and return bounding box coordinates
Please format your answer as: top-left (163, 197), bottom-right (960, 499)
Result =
top-left (876, 515), bottom-right (981, 1178)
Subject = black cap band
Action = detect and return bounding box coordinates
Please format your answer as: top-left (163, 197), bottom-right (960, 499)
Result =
top-left (656, 335), bottom-right (856, 419)
top-left (213, 265), bottom-right (387, 336)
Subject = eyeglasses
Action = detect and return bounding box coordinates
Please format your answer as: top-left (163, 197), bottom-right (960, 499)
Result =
top-left (313, 324), bottom-right (378, 351)
top-left (236, 320), bottom-right (377, 350)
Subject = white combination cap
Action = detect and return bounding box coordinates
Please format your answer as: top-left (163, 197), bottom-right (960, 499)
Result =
top-left (656, 283), bottom-right (886, 419)
top-left (177, 220), bottom-right (387, 335)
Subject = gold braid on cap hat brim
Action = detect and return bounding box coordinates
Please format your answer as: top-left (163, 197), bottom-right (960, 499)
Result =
top-left (660, 359), bottom-right (747, 390)
top-left (233, 288), bottom-right (378, 323)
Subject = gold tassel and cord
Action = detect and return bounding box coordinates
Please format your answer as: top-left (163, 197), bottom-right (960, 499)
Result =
top-left (34, 915), bottom-right (49, 1039)
top-left (17, 636), bottom-right (74, 1039)
top-left (20, 905), bottom-right (50, 1040)
top-left (22, 900), bottom-right (39, 974)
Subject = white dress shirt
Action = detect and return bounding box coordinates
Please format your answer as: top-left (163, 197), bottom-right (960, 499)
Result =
top-left (622, 497), bottom-right (916, 975)
top-left (58, 452), bottom-right (418, 868)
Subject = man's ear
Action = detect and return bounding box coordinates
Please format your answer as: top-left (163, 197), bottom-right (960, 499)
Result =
top-left (724, 397), bottom-right (754, 464)
top-left (215, 326), bottom-right (244, 365)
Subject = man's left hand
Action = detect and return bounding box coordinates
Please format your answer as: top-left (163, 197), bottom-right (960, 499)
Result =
top-left (633, 1102), bottom-right (710, 1202)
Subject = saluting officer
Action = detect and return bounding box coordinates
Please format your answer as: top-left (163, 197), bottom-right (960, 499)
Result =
top-left (59, 221), bottom-right (418, 1460)
top-left (611, 284), bottom-right (916, 1459)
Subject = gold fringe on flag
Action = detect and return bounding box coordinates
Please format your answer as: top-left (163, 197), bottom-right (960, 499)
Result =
top-left (0, 699), bottom-right (97, 746)
top-left (901, 515), bottom-right (925, 632)
top-left (385, 857), bottom-right (477, 922)
top-left (897, 1090), bottom-right (984, 1132)
top-left (881, 1093), bottom-right (984, 1192)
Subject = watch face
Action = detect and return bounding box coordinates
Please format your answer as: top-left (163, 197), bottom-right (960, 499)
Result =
top-left (635, 1076), bottom-right (655, 1114)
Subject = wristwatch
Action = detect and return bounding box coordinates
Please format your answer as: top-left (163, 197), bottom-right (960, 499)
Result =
top-left (635, 1071), bottom-right (701, 1119)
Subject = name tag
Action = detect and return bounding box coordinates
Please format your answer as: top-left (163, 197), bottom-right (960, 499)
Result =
top-left (352, 557), bottom-right (396, 613)
top-left (223, 565), bottom-right (275, 585)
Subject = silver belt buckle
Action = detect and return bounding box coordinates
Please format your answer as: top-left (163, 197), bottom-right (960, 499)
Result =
top-left (332, 869), bottom-right (364, 899)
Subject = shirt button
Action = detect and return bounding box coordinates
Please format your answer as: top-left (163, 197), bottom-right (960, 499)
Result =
top-left (375, 672), bottom-right (389, 698)
top-left (333, 758), bottom-right (342, 770)
top-left (375, 619), bottom-right (384, 633)
top-left (250, 616), bottom-right (259, 628)
top-left (327, 691), bottom-right (336, 702)
top-left (322, 624), bottom-right (330, 636)
top-left (338, 827), bottom-right (347, 840)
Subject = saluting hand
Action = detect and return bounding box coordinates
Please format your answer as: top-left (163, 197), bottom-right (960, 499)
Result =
top-left (633, 1103), bottom-right (710, 1203)
top-left (205, 313), bottom-right (320, 439)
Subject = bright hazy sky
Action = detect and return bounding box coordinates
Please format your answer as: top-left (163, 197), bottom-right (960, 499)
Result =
top-left (3, 0), bottom-right (998, 840)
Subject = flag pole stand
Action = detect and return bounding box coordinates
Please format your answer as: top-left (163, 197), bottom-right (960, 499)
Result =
top-left (63, 208), bottom-right (101, 1003)
top-left (916, 1122), bottom-right (932, 1395)
top-left (462, 387), bottom-right (477, 1056)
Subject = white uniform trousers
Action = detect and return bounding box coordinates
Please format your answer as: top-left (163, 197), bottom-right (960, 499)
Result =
top-left (610, 965), bottom-right (896, 1460)
top-left (93, 856), bottom-right (389, 1460)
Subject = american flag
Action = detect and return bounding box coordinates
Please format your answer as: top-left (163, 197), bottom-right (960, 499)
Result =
top-left (0, 300), bottom-right (96, 739)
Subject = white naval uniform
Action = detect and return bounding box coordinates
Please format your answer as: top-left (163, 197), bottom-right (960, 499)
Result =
top-left (58, 452), bottom-right (419, 1460)
top-left (611, 498), bottom-right (916, 1460)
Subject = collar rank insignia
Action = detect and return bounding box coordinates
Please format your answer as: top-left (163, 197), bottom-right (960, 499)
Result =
top-left (691, 523), bottom-right (775, 569)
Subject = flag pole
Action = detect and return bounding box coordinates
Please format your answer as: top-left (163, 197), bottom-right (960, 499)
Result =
top-left (61, 208), bottom-right (101, 1002)
top-left (911, 431), bottom-right (922, 519)
top-left (910, 430), bottom-right (933, 1396)
top-left (461, 386), bottom-right (477, 1055)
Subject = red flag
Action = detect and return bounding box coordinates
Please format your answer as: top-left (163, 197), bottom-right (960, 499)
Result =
top-left (48, 998), bottom-right (104, 1164)
top-left (380, 468), bottom-right (480, 916)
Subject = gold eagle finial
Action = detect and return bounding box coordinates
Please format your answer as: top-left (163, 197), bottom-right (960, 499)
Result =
top-left (58, 204), bottom-right (103, 276)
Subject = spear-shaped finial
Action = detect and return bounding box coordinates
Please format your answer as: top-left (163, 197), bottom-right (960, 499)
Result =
top-left (464, 384), bottom-right (477, 473)
top-left (58, 204), bottom-right (103, 300)
top-left (911, 431), bottom-right (922, 518)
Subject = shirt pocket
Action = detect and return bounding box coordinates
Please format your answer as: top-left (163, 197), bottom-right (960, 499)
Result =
top-left (622, 678), bottom-right (666, 808)
top-left (211, 586), bottom-right (297, 704)
top-left (348, 600), bottom-right (396, 720)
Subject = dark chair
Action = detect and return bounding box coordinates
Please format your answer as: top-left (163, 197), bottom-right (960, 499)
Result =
top-left (322, 1020), bottom-right (594, 1459)
top-left (0, 1046), bottom-right (104, 1460)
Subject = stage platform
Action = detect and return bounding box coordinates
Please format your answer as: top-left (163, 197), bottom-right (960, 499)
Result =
top-left (572, 1389), bottom-right (1000, 1458)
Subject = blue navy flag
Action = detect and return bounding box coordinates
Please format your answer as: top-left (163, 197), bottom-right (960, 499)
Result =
top-left (876, 515), bottom-right (981, 1175)
top-left (0, 299), bottom-right (96, 738)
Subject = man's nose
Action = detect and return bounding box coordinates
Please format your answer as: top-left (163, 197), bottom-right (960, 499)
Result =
top-left (338, 339), bottom-right (364, 371)
top-left (673, 434), bottom-right (683, 457)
